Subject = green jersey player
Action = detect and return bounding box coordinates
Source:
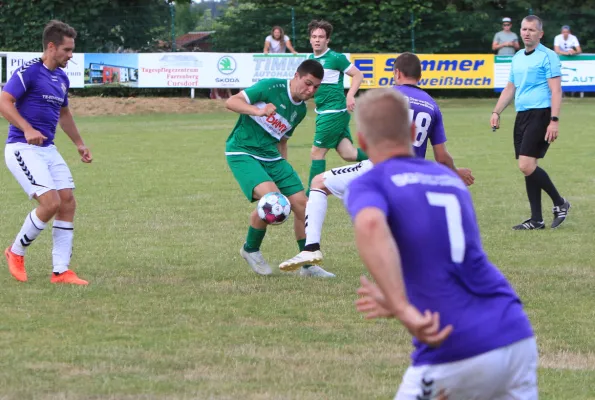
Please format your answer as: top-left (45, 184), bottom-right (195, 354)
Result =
top-left (306, 20), bottom-right (366, 195)
top-left (225, 59), bottom-right (333, 277)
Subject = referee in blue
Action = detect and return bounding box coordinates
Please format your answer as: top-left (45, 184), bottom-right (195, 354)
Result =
top-left (490, 15), bottom-right (570, 230)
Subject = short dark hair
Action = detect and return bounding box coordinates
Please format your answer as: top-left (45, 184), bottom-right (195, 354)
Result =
top-left (308, 20), bottom-right (333, 39)
top-left (393, 52), bottom-right (422, 80)
top-left (43, 20), bottom-right (77, 50)
top-left (523, 15), bottom-right (543, 31)
top-left (296, 59), bottom-right (324, 80)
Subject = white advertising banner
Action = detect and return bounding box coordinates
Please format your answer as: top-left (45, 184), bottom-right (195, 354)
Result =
top-left (5, 52), bottom-right (85, 88)
top-left (137, 52), bottom-right (205, 88)
top-left (494, 55), bottom-right (595, 92)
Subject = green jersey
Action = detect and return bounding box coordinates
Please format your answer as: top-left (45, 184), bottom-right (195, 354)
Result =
top-left (309, 49), bottom-right (353, 113)
top-left (225, 78), bottom-right (307, 161)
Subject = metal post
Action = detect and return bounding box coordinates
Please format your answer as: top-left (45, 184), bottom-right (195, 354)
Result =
top-left (410, 12), bottom-right (415, 53)
top-left (291, 7), bottom-right (296, 45)
top-left (170, 3), bottom-right (176, 52)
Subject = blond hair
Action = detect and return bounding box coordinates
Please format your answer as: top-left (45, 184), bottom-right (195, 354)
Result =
top-left (355, 88), bottom-right (411, 147)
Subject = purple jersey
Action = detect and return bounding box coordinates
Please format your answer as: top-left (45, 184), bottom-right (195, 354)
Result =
top-left (345, 157), bottom-right (533, 366)
top-left (394, 85), bottom-right (447, 158)
top-left (4, 58), bottom-right (70, 147)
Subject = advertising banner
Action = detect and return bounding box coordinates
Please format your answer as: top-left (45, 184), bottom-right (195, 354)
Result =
top-left (5, 52), bottom-right (85, 88)
top-left (85, 53), bottom-right (139, 87)
top-left (351, 54), bottom-right (494, 89)
top-left (494, 55), bottom-right (595, 92)
top-left (137, 52), bottom-right (203, 88)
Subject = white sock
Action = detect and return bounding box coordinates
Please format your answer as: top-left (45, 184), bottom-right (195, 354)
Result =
top-left (11, 209), bottom-right (47, 256)
top-left (305, 189), bottom-right (328, 247)
top-left (52, 220), bottom-right (74, 274)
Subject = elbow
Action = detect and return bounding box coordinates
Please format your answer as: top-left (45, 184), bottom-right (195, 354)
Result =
top-left (225, 98), bottom-right (233, 111)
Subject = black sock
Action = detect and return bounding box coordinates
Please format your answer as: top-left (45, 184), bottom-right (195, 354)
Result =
top-left (304, 243), bottom-right (320, 252)
top-left (525, 175), bottom-right (543, 221)
top-left (530, 167), bottom-right (564, 207)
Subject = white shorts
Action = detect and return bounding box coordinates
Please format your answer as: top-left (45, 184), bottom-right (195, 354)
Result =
top-left (396, 338), bottom-right (538, 400)
top-left (322, 160), bottom-right (373, 200)
top-left (5, 143), bottom-right (75, 199)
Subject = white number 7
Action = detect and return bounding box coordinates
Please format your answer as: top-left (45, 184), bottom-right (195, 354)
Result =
top-left (426, 192), bottom-right (466, 263)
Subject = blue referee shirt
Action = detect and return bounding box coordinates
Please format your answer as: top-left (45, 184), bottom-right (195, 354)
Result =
top-left (509, 43), bottom-right (561, 112)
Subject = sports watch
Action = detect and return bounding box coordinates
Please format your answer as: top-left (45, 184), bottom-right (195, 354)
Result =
top-left (551, 116), bottom-right (559, 122)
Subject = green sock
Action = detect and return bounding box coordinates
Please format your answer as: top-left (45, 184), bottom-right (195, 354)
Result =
top-left (356, 148), bottom-right (368, 161)
top-left (297, 238), bottom-right (306, 251)
top-left (307, 159), bottom-right (326, 196)
top-left (297, 239), bottom-right (311, 269)
top-left (244, 226), bottom-right (266, 253)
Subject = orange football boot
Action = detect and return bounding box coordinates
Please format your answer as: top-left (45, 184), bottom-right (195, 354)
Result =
top-left (5, 247), bottom-right (27, 282)
top-left (50, 270), bottom-right (89, 285)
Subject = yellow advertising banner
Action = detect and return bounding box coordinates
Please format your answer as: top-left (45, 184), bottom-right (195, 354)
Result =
top-left (351, 54), bottom-right (494, 89)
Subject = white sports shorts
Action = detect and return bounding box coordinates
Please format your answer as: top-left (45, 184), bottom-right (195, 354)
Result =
top-left (322, 160), bottom-right (373, 200)
top-left (5, 143), bottom-right (75, 199)
top-left (395, 337), bottom-right (538, 400)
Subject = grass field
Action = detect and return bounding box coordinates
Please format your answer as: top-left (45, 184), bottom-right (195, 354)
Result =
top-left (0, 98), bottom-right (594, 399)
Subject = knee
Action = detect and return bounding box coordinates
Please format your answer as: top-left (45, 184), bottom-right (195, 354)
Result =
top-left (39, 192), bottom-right (62, 216)
top-left (59, 193), bottom-right (77, 213)
top-left (311, 173), bottom-right (326, 190)
top-left (518, 160), bottom-right (537, 176)
top-left (310, 146), bottom-right (326, 160)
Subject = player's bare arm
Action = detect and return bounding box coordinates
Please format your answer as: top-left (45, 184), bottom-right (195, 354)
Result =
top-left (0, 91), bottom-right (46, 145)
top-left (225, 92), bottom-right (276, 117)
top-left (277, 137), bottom-right (288, 160)
top-left (490, 81), bottom-right (516, 129)
top-left (354, 207), bottom-right (453, 346)
top-left (59, 106), bottom-right (92, 163)
top-left (345, 66), bottom-right (363, 111)
top-left (433, 144), bottom-right (475, 186)
top-left (546, 76), bottom-right (562, 143)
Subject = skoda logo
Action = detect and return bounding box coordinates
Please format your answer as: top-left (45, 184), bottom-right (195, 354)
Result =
top-left (218, 56), bottom-right (237, 75)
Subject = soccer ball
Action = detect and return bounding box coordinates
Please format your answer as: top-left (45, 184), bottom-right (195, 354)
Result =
top-left (257, 192), bottom-right (291, 225)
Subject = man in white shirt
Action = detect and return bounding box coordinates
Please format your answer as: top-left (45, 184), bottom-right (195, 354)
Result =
top-left (554, 25), bottom-right (582, 56)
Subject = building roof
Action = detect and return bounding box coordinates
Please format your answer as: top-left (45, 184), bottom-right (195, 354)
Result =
top-left (175, 31), bottom-right (215, 48)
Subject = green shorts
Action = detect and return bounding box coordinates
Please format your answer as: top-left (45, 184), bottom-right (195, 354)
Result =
top-left (313, 111), bottom-right (353, 149)
top-left (226, 155), bottom-right (304, 202)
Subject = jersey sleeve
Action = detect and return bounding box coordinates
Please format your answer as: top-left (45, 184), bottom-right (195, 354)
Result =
top-left (3, 66), bottom-right (35, 100)
top-left (430, 106), bottom-right (447, 146)
top-left (336, 53), bottom-right (353, 73)
top-left (344, 175), bottom-right (389, 221)
top-left (544, 51), bottom-right (561, 79)
top-left (62, 74), bottom-right (70, 107)
top-left (572, 36), bottom-right (580, 47)
top-left (493, 32), bottom-right (500, 43)
top-left (243, 79), bottom-right (271, 104)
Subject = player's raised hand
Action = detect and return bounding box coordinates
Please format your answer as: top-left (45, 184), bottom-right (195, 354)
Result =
top-left (260, 103), bottom-right (277, 117)
top-left (346, 94), bottom-right (356, 112)
top-left (24, 128), bottom-right (47, 146)
top-left (456, 168), bottom-right (475, 186)
top-left (355, 275), bottom-right (392, 319)
top-left (78, 145), bottom-right (93, 163)
top-left (490, 112), bottom-right (500, 131)
top-left (400, 306), bottom-right (453, 347)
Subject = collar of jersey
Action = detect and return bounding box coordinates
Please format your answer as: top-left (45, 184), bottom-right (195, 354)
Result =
top-left (312, 48), bottom-right (331, 58)
top-left (286, 80), bottom-right (303, 106)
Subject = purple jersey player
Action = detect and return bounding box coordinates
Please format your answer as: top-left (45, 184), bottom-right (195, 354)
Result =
top-left (349, 88), bottom-right (537, 399)
top-left (1, 20), bottom-right (91, 285)
top-left (279, 52), bottom-right (474, 276)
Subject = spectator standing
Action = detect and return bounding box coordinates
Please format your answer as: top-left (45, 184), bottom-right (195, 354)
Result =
top-left (492, 17), bottom-right (520, 55)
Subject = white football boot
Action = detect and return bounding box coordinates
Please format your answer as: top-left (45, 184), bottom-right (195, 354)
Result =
top-left (300, 265), bottom-right (336, 278)
top-left (279, 250), bottom-right (324, 272)
top-left (240, 247), bottom-right (272, 276)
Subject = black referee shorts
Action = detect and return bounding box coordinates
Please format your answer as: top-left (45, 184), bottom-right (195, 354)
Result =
top-left (513, 107), bottom-right (551, 159)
